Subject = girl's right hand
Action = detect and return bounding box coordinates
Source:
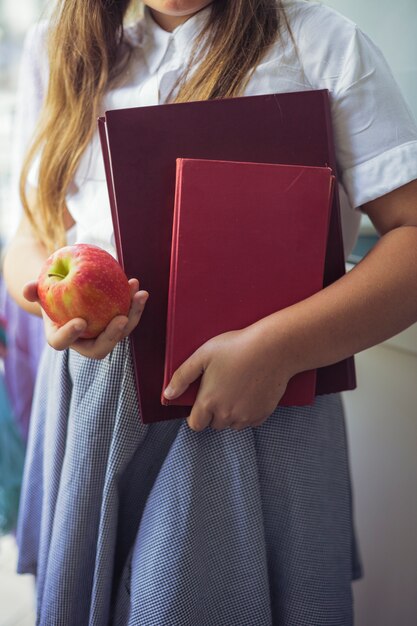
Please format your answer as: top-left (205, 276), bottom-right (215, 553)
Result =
top-left (23, 278), bottom-right (149, 359)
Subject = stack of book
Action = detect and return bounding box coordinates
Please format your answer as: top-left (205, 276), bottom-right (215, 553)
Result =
top-left (99, 89), bottom-right (356, 423)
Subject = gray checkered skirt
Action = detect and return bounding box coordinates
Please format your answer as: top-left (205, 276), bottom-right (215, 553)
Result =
top-left (17, 338), bottom-right (361, 625)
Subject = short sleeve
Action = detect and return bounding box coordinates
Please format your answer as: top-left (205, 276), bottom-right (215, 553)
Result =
top-left (8, 22), bottom-right (48, 235)
top-left (293, 3), bottom-right (417, 209)
top-left (330, 27), bottom-right (417, 208)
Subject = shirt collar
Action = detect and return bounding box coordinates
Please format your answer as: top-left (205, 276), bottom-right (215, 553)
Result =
top-left (141, 5), bottom-right (212, 74)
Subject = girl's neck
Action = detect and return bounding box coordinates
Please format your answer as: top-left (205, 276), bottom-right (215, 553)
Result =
top-left (149, 10), bottom-right (185, 31)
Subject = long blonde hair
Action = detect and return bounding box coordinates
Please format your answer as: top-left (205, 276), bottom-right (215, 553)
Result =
top-left (21, 0), bottom-right (286, 252)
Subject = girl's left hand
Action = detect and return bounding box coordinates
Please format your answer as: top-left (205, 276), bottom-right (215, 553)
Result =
top-left (163, 324), bottom-right (293, 431)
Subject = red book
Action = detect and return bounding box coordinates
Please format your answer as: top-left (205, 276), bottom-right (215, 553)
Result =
top-left (162, 158), bottom-right (335, 407)
top-left (98, 89), bottom-right (356, 423)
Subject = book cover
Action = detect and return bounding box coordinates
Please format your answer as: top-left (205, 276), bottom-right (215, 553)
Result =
top-left (162, 158), bottom-right (334, 407)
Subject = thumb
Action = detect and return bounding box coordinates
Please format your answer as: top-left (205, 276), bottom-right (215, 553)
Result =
top-left (163, 350), bottom-right (205, 401)
top-left (23, 281), bottom-right (40, 303)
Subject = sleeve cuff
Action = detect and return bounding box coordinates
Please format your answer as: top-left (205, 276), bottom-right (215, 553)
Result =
top-left (342, 141), bottom-right (417, 208)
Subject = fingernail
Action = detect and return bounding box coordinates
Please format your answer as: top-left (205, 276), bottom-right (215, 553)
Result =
top-left (74, 322), bottom-right (85, 332)
top-left (164, 385), bottom-right (175, 399)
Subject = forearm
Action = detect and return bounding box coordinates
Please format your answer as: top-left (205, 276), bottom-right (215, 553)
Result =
top-left (3, 226), bottom-right (47, 317)
top-left (254, 224), bottom-right (417, 376)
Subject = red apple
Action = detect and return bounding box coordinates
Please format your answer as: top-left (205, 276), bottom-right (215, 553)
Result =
top-left (37, 244), bottom-right (131, 339)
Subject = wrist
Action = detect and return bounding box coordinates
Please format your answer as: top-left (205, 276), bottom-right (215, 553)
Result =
top-left (246, 313), bottom-right (303, 381)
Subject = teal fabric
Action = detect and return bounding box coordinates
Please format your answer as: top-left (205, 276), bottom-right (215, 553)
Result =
top-left (0, 325), bottom-right (6, 349)
top-left (0, 373), bottom-right (25, 534)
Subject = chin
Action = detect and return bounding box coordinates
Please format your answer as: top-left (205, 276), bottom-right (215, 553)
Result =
top-left (157, 1), bottom-right (213, 17)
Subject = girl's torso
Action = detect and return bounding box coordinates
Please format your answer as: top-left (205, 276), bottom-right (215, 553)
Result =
top-left (26, 0), bottom-right (417, 257)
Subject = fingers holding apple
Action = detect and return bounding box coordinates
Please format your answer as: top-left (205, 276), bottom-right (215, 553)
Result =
top-left (70, 278), bottom-right (149, 359)
top-left (41, 313), bottom-right (89, 352)
top-left (35, 280), bottom-right (148, 358)
top-left (23, 279), bottom-right (90, 350)
top-left (32, 244), bottom-right (148, 358)
top-left (124, 278), bottom-right (150, 337)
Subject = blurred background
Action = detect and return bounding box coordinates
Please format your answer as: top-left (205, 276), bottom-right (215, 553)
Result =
top-left (0, 1), bottom-right (416, 625)
top-left (1, 4), bottom-right (46, 625)
top-left (0, 0), bottom-right (48, 242)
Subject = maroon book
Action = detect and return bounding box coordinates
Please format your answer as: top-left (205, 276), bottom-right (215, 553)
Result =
top-left (98, 89), bottom-right (356, 424)
top-left (162, 158), bottom-right (335, 407)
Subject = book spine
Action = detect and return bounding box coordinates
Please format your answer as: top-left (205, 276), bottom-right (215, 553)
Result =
top-left (161, 158), bottom-right (184, 405)
top-left (97, 117), bottom-right (124, 267)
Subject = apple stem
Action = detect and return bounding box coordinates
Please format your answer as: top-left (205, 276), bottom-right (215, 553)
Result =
top-left (48, 272), bottom-right (66, 279)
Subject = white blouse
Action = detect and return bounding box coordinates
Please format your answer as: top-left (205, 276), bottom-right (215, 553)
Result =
top-left (12, 0), bottom-right (417, 258)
